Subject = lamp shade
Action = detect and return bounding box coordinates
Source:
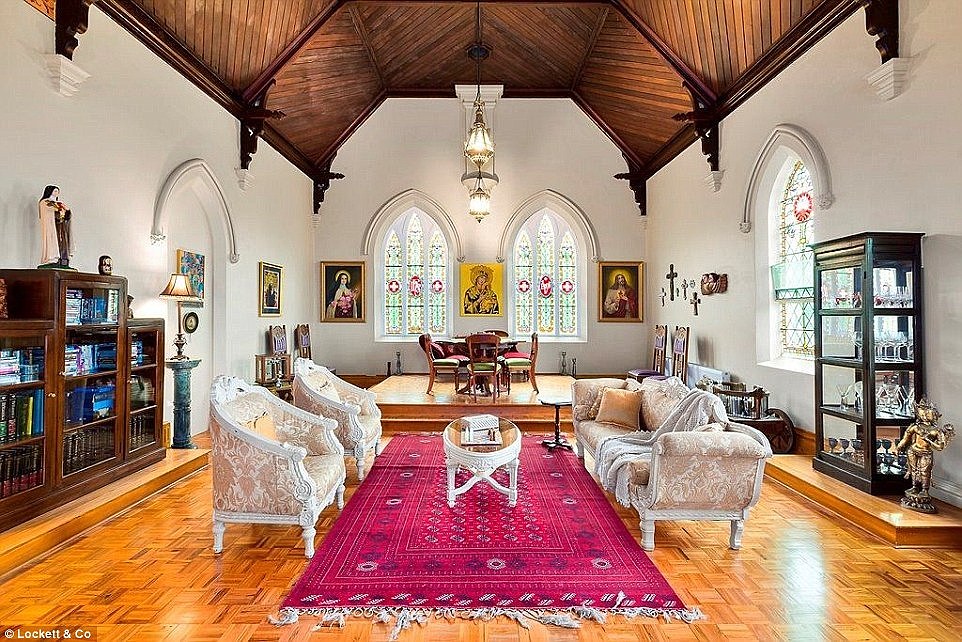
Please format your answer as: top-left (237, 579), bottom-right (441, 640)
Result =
top-left (159, 273), bottom-right (197, 300)
top-left (464, 102), bottom-right (494, 168)
top-left (468, 183), bottom-right (491, 223)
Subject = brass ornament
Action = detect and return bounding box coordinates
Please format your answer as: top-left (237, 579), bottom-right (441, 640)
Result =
top-left (894, 398), bottom-right (955, 513)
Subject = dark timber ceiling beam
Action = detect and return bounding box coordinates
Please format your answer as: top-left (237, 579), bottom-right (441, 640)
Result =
top-left (673, 82), bottom-right (720, 174)
top-left (860, 0), bottom-right (899, 63)
top-left (316, 90), bottom-right (389, 169)
top-left (569, 91), bottom-right (644, 169)
top-left (613, 154), bottom-right (646, 216)
top-left (716, 0), bottom-right (862, 120)
top-left (56, 0), bottom-right (98, 60)
top-left (243, 0), bottom-right (348, 103)
top-left (610, 2), bottom-right (716, 107)
top-left (570, 7), bottom-right (608, 91)
top-left (239, 81), bottom-right (286, 172)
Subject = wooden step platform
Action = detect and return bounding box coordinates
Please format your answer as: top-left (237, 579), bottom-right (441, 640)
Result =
top-left (766, 454), bottom-right (962, 548)
top-left (0, 445), bottom-right (209, 579)
top-left (371, 374), bottom-right (575, 432)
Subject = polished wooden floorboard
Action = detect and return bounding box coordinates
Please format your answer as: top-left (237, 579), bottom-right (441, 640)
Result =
top-left (1, 436), bottom-right (961, 641)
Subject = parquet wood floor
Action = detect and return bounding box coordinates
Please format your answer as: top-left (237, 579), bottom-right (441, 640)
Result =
top-left (1, 436), bottom-right (961, 642)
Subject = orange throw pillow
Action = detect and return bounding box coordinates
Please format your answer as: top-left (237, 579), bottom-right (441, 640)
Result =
top-left (595, 388), bottom-right (643, 431)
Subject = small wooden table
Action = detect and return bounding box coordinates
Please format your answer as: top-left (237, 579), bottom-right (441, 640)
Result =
top-left (442, 417), bottom-right (521, 507)
top-left (538, 395), bottom-right (573, 451)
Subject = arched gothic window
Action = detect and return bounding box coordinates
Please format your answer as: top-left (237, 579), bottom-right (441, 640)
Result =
top-left (511, 209), bottom-right (579, 338)
top-left (382, 208), bottom-right (450, 337)
top-left (771, 159), bottom-right (815, 357)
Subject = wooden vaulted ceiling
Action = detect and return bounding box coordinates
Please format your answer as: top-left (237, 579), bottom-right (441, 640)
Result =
top-left (100, 0), bottom-right (864, 181)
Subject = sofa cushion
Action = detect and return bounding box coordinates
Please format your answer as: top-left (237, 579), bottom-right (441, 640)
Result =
top-left (636, 376), bottom-right (688, 430)
top-left (303, 453), bottom-right (347, 500)
top-left (573, 380), bottom-right (628, 421)
top-left (595, 388), bottom-right (643, 430)
top-left (578, 420), bottom-right (636, 455)
top-left (244, 412), bottom-right (277, 440)
top-left (315, 379), bottom-right (342, 403)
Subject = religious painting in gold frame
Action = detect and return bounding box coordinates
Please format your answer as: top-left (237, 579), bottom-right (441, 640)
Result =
top-left (320, 261), bottom-right (365, 322)
top-left (460, 263), bottom-right (503, 316)
top-left (599, 262), bottom-right (644, 322)
top-left (258, 261), bottom-right (282, 317)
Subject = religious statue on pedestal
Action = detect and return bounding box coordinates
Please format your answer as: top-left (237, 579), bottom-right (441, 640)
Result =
top-left (894, 398), bottom-right (955, 513)
top-left (38, 185), bottom-right (75, 269)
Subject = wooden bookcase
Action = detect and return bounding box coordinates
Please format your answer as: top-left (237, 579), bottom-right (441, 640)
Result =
top-left (0, 269), bottom-right (165, 531)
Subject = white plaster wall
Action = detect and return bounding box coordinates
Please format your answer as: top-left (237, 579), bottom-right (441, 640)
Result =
top-left (315, 98), bottom-right (645, 376)
top-left (645, 2), bottom-right (962, 504)
top-left (0, 2), bottom-right (315, 433)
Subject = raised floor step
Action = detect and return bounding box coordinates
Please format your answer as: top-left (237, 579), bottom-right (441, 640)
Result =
top-left (765, 454), bottom-right (962, 548)
top-left (0, 446), bottom-right (209, 579)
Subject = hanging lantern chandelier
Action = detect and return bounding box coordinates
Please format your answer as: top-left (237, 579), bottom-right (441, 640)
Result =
top-left (463, 0), bottom-right (494, 222)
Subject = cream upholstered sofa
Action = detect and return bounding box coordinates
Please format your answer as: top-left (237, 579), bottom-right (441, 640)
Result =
top-left (572, 376), bottom-right (772, 551)
top-left (209, 376), bottom-right (346, 558)
top-left (292, 357), bottom-right (383, 480)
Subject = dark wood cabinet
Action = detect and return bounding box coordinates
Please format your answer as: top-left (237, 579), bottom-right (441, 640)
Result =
top-left (811, 232), bottom-right (923, 494)
top-left (0, 270), bottom-right (165, 531)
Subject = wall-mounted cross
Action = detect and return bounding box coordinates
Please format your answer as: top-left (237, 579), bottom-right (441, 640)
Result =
top-left (690, 292), bottom-right (702, 316)
top-left (666, 264), bottom-right (678, 301)
top-left (660, 287), bottom-right (667, 307)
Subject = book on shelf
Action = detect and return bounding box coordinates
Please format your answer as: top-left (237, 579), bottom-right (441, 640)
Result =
top-left (0, 442), bottom-right (44, 498)
top-left (0, 390), bottom-right (44, 444)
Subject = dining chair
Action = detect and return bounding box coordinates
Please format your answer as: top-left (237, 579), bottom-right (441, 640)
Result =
top-left (669, 326), bottom-right (690, 382)
top-left (465, 333), bottom-right (503, 400)
top-left (268, 324), bottom-right (288, 354)
top-left (419, 333), bottom-right (466, 394)
top-left (627, 324), bottom-right (668, 381)
top-left (294, 323), bottom-right (312, 359)
top-left (504, 332), bottom-right (538, 393)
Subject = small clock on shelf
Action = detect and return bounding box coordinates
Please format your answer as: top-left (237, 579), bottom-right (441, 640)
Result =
top-left (183, 311), bottom-right (199, 334)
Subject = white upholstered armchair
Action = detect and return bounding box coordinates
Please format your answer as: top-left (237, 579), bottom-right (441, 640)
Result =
top-left (292, 358), bottom-right (383, 480)
top-left (209, 376), bottom-right (346, 558)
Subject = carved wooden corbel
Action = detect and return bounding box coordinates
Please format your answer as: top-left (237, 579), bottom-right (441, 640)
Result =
top-left (860, 0), bottom-right (899, 64)
top-left (313, 157), bottom-right (345, 215)
top-left (56, 0), bottom-right (97, 60)
top-left (239, 80), bottom-right (285, 171)
top-left (613, 155), bottom-right (647, 216)
top-left (673, 82), bottom-right (720, 173)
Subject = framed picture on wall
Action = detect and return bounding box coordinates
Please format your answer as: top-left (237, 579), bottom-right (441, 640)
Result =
top-left (460, 263), bottom-right (503, 316)
top-left (320, 261), bottom-right (365, 322)
top-left (176, 249), bottom-right (205, 308)
top-left (258, 261), bottom-right (283, 317)
top-left (599, 262), bottom-right (644, 322)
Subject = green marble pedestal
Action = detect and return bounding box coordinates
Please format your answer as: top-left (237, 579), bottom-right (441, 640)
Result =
top-left (166, 358), bottom-right (201, 449)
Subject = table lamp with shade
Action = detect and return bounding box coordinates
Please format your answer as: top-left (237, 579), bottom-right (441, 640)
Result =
top-left (159, 273), bottom-right (199, 360)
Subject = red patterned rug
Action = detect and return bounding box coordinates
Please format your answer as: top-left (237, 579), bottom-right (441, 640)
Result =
top-left (275, 434), bottom-right (700, 636)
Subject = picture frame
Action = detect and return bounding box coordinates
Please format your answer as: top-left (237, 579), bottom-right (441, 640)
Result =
top-left (320, 261), bottom-right (365, 322)
top-left (459, 263), bottom-right (503, 317)
top-left (258, 261), bottom-right (283, 317)
top-left (176, 249), bottom-right (205, 308)
top-left (599, 262), bottom-right (644, 322)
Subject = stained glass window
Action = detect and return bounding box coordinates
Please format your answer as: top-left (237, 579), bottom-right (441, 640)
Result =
top-left (381, 208), bottom-right (449, 338)
top-left (775, 160), bottom-right (815, 357)
top-left (511, 209), bottom-right (579, 338)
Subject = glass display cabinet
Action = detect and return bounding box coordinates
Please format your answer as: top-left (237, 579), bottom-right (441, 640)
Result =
top-left (811, 232), bottom-right (924, 494)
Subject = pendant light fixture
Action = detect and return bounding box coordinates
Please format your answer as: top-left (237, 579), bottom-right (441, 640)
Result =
top-left (464, 0), bottom-right (494, 222)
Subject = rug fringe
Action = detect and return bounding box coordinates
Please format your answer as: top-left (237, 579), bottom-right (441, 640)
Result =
top-left (273, 604), bottom-right (704, 638)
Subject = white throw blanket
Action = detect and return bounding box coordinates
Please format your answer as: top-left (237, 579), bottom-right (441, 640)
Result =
top-left (594, 388), bottom-right (727, 506)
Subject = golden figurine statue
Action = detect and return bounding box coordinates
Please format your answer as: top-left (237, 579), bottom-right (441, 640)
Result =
top-left (894, 398), bottom-right (955, 513)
